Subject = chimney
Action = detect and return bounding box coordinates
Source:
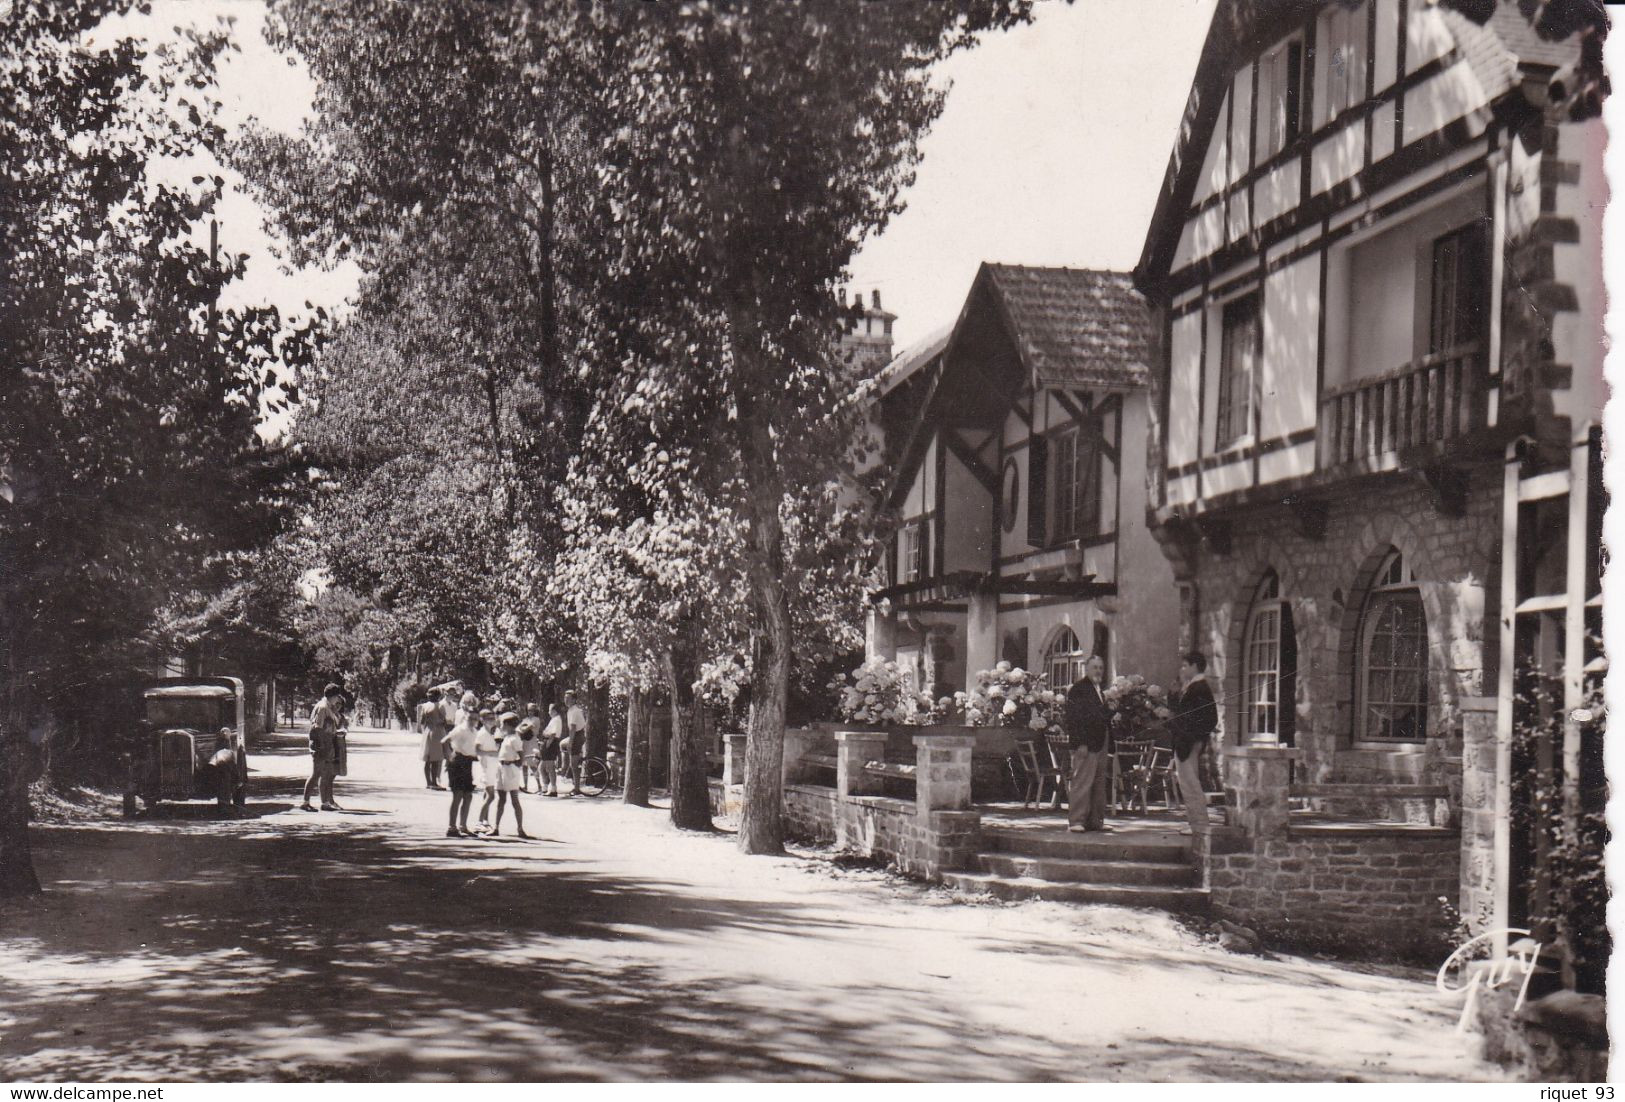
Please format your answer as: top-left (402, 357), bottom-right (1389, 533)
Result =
top-left (871, 289), bottom-right (882, 310)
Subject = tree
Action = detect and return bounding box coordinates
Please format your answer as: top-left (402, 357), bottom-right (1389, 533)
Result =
top-left (0, 1), bottom-right (322, 896)
top-left (238, 0), bottom-right (607, 694)
top-left (576, 1), bottom-right (1033, 853)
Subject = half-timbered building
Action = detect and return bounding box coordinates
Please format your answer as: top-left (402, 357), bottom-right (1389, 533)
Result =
top-left (1134, 0), bottom-right (1603, 970)
top-left (866, 263), bottom-right (1180, 699)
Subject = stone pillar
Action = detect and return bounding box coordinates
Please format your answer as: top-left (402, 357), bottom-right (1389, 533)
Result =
top-left (1457, 695), bottom-right (1500, 934)
top-left (1224, 745), bottom-right (1298, 840)
top-left (722, 732), bottom-right (748, 788)
top-left (782, 727), bottom-right (818, 786)
top-left (964, 593), bottom-right (997, 693)
top-left (835, 730), bottom-right (888, 798)
top-left (914, 733), bottom-right (974, 816)
top-left (866, 609), bottom-right (897, 663)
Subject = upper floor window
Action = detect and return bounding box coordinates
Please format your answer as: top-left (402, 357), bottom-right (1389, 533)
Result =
top-left (1357, 549), bottom-right (1427, 743)
top-left (1044, 627), bottom-right (1088, 689)
top-left (900, 520), bottom-right (926, 583)
top-left (1316, 1), bottom-right (1367, 127)
top-left (1052, 426), bottom-right (1102, 539)
top-left (1257, 35), bottom-right (1304, 160)
top-left (1429, 222), bottom-right (1486, 356)
top-left (1215, 294), bottom-right (1259, 450)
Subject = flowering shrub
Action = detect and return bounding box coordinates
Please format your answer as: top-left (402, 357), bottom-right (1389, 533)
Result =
top-left (829, 657), bottom-right (934, 726)
top-left (948, 661), bottom-right (1064, 731)
top-left (1102, 674), bottom-right (1172, 734)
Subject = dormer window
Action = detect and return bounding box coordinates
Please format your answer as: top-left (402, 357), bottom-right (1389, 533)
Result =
top-left (1256, 35), bottom-right (1304, 159)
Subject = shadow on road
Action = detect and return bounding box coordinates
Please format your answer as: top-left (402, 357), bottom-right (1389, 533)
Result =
top-left (0, 767), bottom-right (1483, 1084)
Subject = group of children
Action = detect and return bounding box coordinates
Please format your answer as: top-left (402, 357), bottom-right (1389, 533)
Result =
top-left (416, 685), bottom-right (589, 839)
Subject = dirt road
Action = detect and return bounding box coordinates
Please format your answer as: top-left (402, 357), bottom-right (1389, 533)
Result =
top-left (0, 726), bottom-right (1499, 1082)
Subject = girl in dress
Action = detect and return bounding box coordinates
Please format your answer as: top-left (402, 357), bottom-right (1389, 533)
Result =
top-left (492, 712), bottom-right (530, 838)
top-left (474, 707), bottom-right (501, 833)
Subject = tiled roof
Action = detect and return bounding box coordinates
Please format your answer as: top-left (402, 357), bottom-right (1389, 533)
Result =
top-left (981, 265), bottom-right (1152, 391)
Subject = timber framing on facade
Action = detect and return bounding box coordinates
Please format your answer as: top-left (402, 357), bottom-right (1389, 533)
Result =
top-left (1133, 0), bottom-right (1604, 982)
top-left (866, 262), bottom-right (1180, 700)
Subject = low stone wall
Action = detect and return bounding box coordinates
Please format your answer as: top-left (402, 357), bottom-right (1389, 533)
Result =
top-left (781, 781), bottom-right (980, 880)
top-left (783, 782), bottom-right (838, 843)
top-left (1206, 825), bottom-right (1460, 958)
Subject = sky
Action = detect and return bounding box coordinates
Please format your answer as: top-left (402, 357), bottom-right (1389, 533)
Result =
top-left (848, 0), bottom-right (1218, 350)
top-left (108, 0), bottom-right (1216, 359)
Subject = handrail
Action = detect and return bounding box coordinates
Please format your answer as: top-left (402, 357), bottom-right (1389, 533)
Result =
top-left (1317, 343), bottom-right (1486, 469)
top-left (1320, 341), bottom-right (1482, 400)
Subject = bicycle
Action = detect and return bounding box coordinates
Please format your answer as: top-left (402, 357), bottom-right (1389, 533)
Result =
top-left (573, 752), bottom-right (623, 797)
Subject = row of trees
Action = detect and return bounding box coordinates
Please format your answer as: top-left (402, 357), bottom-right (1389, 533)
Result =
top-left (0, 1), bottom-right (326, 895)
top-left (241, 0), bottom-right (1037, 849)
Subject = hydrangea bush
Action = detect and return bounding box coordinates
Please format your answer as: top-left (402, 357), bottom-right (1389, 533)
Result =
top-left (947, 661), bottom-right (1064, 731)
top-left (829, 657), bottom-right (934, 726)
top-left (1103, 674), bottom-right (1172, 735)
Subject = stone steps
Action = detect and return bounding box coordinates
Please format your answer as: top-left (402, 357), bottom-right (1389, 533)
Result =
top-left (976, 852), bottom-right (1197, 887)
top-left (950, 825), bottom-right (1206, 914)
top-left (981, 826), bottom-right (1191, 864)
top-left (940, 870), bottom-right (1210, 912)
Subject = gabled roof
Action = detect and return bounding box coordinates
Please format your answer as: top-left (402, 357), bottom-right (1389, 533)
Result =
top-left (966, 264), bottom-right (1152, 391)
top-left (876, 325), bottom-right (951, 397)
top-left (1134, 0), bottom-right (1588, 290)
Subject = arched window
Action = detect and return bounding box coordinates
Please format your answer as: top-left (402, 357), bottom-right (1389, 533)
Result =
top-left (1358, 549), bottom-right (1427, 742)
top-left (1044, 627), bottom-right (1088, 689)
top-left (1243, 571), bottom-right (1297, 744)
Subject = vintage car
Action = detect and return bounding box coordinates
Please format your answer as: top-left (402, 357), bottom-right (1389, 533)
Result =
top-left (127, 676), bottom-right (248, 813)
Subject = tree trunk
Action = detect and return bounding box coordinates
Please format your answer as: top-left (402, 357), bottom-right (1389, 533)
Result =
top-left (737, 416), bottom-right (790, 856)
top-left (663, 644), bottom-right (712, 831)
top-left (622, 687), bottom-right (652, 807)
top-left (0, 728), bottom-right (42, 897)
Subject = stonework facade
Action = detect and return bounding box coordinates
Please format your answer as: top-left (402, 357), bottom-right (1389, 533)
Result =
top-left (1169, 464), bottom-right (1501, 791)
top-left (1206, 828), bottom-right (1461, 958)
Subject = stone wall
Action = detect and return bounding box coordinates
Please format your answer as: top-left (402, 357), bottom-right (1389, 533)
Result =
top-left (780, 781), bottom-right (980, 880)
top-left (1181, 468), bottom-right (1500, 789)
top-left (1206, 826), bottom-right (1460, 959)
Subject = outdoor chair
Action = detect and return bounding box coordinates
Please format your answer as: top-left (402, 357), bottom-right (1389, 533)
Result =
top-left (1010, 739), bottom-right (1043, 807)
top-left (1143, 745), bottom-right (1180, 810)
top-left (1042, 734), bottom-right (1071, 810)
top-left (1112, 738), bottom-right (1156, 814)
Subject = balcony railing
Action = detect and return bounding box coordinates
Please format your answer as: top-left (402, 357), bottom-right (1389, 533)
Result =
top-left (1318, 342), bottom-right (1485, 471)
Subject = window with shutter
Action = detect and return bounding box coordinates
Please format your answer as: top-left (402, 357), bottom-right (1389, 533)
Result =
top-left (1027, 436), bottom-right (1048, 546)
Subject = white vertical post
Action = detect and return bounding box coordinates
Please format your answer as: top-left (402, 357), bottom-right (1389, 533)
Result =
top-left (1492, 447), bottom-right (1520, 956)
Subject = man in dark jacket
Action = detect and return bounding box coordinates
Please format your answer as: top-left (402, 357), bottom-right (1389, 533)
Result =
top-left (1064, 654), bottom-right (1112, 833)
top-left (1170, 651), bottom-right (1217, 835)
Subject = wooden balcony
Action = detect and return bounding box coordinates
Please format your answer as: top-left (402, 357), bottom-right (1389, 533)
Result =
top-left (1317, 343), bottom-right (1486, 473)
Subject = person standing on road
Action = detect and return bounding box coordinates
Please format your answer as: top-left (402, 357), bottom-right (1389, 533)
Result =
top-left (492, 712), bottom-right (531, 839)
top-left (539, 703), bottom-right (564, 797)
top-left (564, 691), bottom-right (588, 795)
top-left (474, 706), bottom-right (501, 830)
top-left (441, 706), bottom-right (480, 836)
top-left (302, 683), bottom-right (344, 812)
top-left (1169, 651), bottom-right (1218, 837)
top-left (417, 688), bottom-right (449, 790)
top-left (517, 703), bottom-right (543, 792)
top-left (1064, 656), bottom-right (1112, 834)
